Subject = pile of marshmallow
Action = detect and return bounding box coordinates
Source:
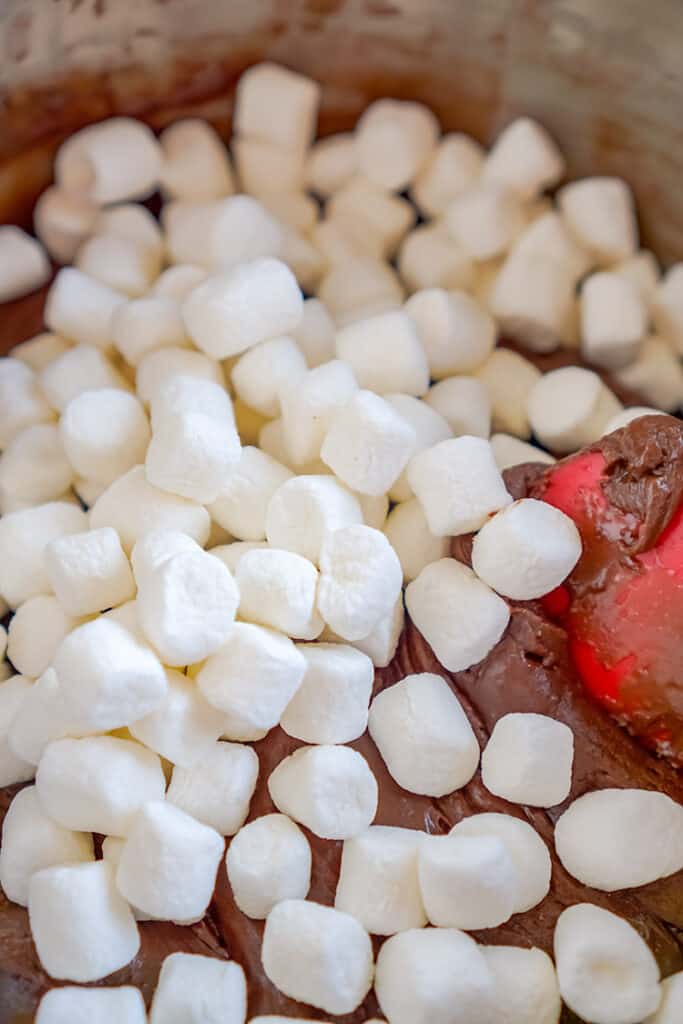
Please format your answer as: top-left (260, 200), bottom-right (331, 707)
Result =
top-left (0, 61), bottom-right (682, 1024)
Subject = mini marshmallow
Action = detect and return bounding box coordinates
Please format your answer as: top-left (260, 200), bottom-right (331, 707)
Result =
top-left (234, 62), bottom-right (320, 152)
top-left (76, 233), bottom-right (160, 297)
top-left (335, 310), bottom-right (430, 397)
top-left (160, 118), bottom-right (234, 200)
top-left (266, 474), bottom-right (362, 563)
top-left (645, 971), bottom-right (683, 1024)
top-left (527, 366), bottom-right (622, 453)
top-left (167, 741), bottom-right (258, 834)
top-left (110, 296), bottom-right (189, 366)
top-left (418, 832), bottom-right (517, 929)
top-left (321, 390), bottom-right (417, 496)
top-left (129, 669), bottom-right (227, 767)
top-left (605, 406), bottom-right (666, 432)
top-left (36, 735), bottom-right (165, 836)
top-left (350, 594), bottom-right (404, 668)
top-left (615, 335), bottom-right (683, 412)
top-left (52, 616), bottom-right (167, 731)
top-left (269, 744), bottom-right (378, 839)
top-left (56, 117), bottom-right (161, 203)
top-left (150, 953), bottom-right (246, 1024)
top-left (231, 336), bottom-right (307, 417)
top-left (7, 595), bottom-right (79, 678)
top-left (0, 500), bottom-right (87, 608)
top-left (481, 946), bottom-right (562, 1024)
top-left (406, 288), bottom-right (496, 379)
top-left (446, 182), bottom-right (526, 260)
top-left (318, 259), bottom-right (404, 323)
top-left (335, 826), bottom-right (426, 935)
top-left (90, 466), bottom-right (210, 553)
top-left (29, 860), bottom-right (139, 982)
top-left (0, 359), bottom-right (54, 449)
top-left (261, 192), bottom-right (318, 234)
top-left (405, 559), bottom-right (510, 671)
top-left (490, 433), bottom-right (556, 471)
top-left (136, 345), bottom-right (224, 406)
top-left (226, 813), bottom-right (311, 918)
top-left (327, 179), bottom-right (415, 258)
top-left (60, 388), bottom-right (150, 485)
top-left (481, 712), bottom-right (574, 807)
top-left (554, 903), bottom-right (661, 1024)
top-left (0, 675), bottom-right (36, 786)
top-left (45, 527), bottom-right (135, 616)
top-left (145, 405), bottom-right (241, 505)
top-left (291, 298), bottom-right (336, 368)
top-left (558, 176), bottom-right (638, 264)
top-left (398, 224), bottom-right (475, 294)
top-left (237, 547), bottom-right (322, 640)
top-left (555, 787), bottom-right (683, 891)
top-left (384, 499), bottom-right (450, 582)
top-left (0, 423), bottom-right (74, 511)
top-left (210, 540), bottom-right (269, 574)
top-left (152, 264), bottom-right (208, 302)
top-left (280, 643), bottom-right (374, 744)
top-left (368, 673), bottom-right (479, 796)
top-left (36, 986), bottom-right (147, 1024)
top-left (312, 216), bottom-right (384, 266)
top-left (512, 210), bottom-right (593, 282)
top-left (408, 436), bottom-right (511, 536)
top-left (161, 200), bottom-right (223, 265)
top-left (653, 263), bottom-right (683, 353)
top-left (451, 812), bottom-right (551, 913)
top-left (279, 360), bottom-right (358, 466)
top-left (411, 132), bottom-right (485, 216)
top-left (183, 258), bottom-right (302, 359)
top-left (262, 899), bottom-right (373, 1015)
top-left (580, 271), bottom-right (647, 368)
top-left (424, 377), bottom-right (492, 439)
top-left (490, 252), bottom-right (575, 353)
top-left (164, 196), bottom-right (283, 269)
top-left (472, 498), bottom-right (581, 600)
top-left (483, 117), bottom-right (565, 199)
top-left (476, 348), bottom-right (542, 438)
top-left (374, 927), bottom-right (495, 1024)
top-left (44, 269), bottom-right (125, 351)
top-left (0, 226), bottom-right (51, 302)
top-left (96, 202), bottom-right (164, 254)
top-left (258, 418), bottom-right (292, 468)
top-left (356, 490), bottom-right (389, 530)
top-left (33, 186), bottom-right (99, 264)
top-left (198, 622), bottom-right (306, 739)
top-left (355, 98), bottom-right (439, 191)
top-left (306, 132), bottom-right (357, 195)
top-left (10, 331), bottom-right (72, 371)
top-left (234, 137), bottom-right (306, 196)
top-left (115, 800), bottom-right (224, 923)
top-left (317, 524), bottom-right (402, 641)
top-left (210, 447), bottom-right (292, 541)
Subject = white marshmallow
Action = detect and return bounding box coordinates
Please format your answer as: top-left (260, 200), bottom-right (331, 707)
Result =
top-left (321, 390), bottom-right (417, 496)
top-left (512, 210), bottom-right (593, 282)
top-left (374, 927), bottom-right (495, 1024)
top-left (327, 178), bottom-right (415, 258)
top-left (291, 298), bottom-right (336, 368)
top-left (356, 490), bottom-right (390, 530)
top-left (136, 345), bottom-right (224, 406)
top-left (481, 946), bottom-right (562, 1024)
top-left (558, 176), bottom-right (638, 264)
top-left (527, 366), bottom-right (622, 453)
top-left (152, 264), bottom-right (208, 302)
top-left (110, 296), bottom-right (188, 367)
top-left (335, 826), bottom-right (426, 935)
top-left (231, 336), bottom-right (306, 417)
top-left (129, 669), bottom-right (227, 767)
top-left (261, 191), bottom-right (318, 234)
top-left (53, 616), bottom-right (167, 731)
top-left (451, 812), bottom-right (551, 913)
top-left (96, 202), bottom-right (164, 254)
top-left (76, 233), bottom-right (160, 298)
top-left (33, 185), bottom-right (99, 265)
top-left (56, 117), bottom-right (161, 203)
top-left (90, 466), bottom-right (210, 554)
top-left (645, 971), bottom-right (683, 1024)
top-left (183, 258), bottom-right (302, 359)
top-left (580, 271), bottom-right (647, 368)
top-left (280, 642), bottom-right (374, 744)
top-left (36, 986), bottom-right (146, 1024)
top-left (411, 132), bottom-right (484, 216)
top-left (446, 183), bottom-right (526, 260)
top-left (266, 474), bottom-right (362, 563)
top-left (164, 196), bottom-right (283, 270)
top-left (235, 62), bottom-right (320, 152)
top-left (335, 310), bottom-right (429, 397)
top-left (279, 360), bottom-right (358, 466)
top-left (406, 559), bottom-right (510, 672)
top-left (45, 526), bottom-right (135, 616)
top-left (44, 269), bottom-right (125, 352)
top-left (0, 500), bottom-right (87, 608)
top-left (0, 423), bottom-right (73, 511)
top-left (7, 596), bottom-right (78, 678)
top-left (408, 436), bottom-right (511, 536)
top-left (398, 224), bottom-right (475, 294)
top-left (613, 249), bottom-right (661, 303)
top-left (490, 433), bottom-right (556, 471)
top-left (0, 359), bottom-right (54, 449)
top-left (0, 226), bottom-right (51, 302)
top-left (36, 735), bottom-right (165, 836)
top-left (42, 351), bottom-right (128, 422)
top-left (318, 259), bottom-right (403, 323)
top-left (312, 216), bottom-right (383, 266)
top-left (355, 99), bottom-right (439, 191)
top-left (167, 741), bottom-right (258, 835)
top-left (368, 672), bottom-right (479, 796)
top-left (555, 787), bottom-right (683, 891)
top-left (6, 668), bottom-right (86, 767)
top-left (406, 288), bottom-right (496, 379)
top-left (554, 903), bottom-right (661, 1024)
top-left (424, 377), bottom-right (492, 439)
top-left (161, 200), bottom-right (219, 265)
top-left (484, 117), bottom-right (565, 199)
top-left (116, 800), bottom-right (224, 923)
top-left (269, 744), bottom-right (378, 839)
top-left (209, 540), bottom-right (269, 574)
top-left (262, 899), bottom-right (373, 1015)
top-left (476, 348), bottom-right (542, 439)
top-left (605, 406), bottom-right (666, 433)
top-left (258, 418), bottom-right (292, 467)
top-left (198, 622), bottom-right (305, 739)
top-left (653, 263), bottom-right (683, 354)
top-left (234, 136), bottom-right (306, 196)
top-left (10, 331), bottom-right (71, 371)
top-left (0, 675), bottom-right (37, 786)
top-left (350, 594), bottom-right (404, 669)
top-left (226, 813), bottom-right (311, 918)
top-left (384, 499), bottom-right (450, 582)
top-left (481, 712), bottom-right (574, 807)
top-left (29, 860), bottom-right (139, 982)
top-left (237, 547), bottom-right (322, 640)
top-left (418, 832), bottom-right (517, 929)
top-left (472, 498), bottom-right (581, 600)
top-left (60, 388), bottom-right (150, 485)
top-left (306, 132), bottom-right (357, 196)
top-left (210, 447), bottom-right (292, 541)
top-left (490, 252), bottom-right (575, 353)
top-left (150, 952), bottom-right (246, 1024)
top-left (318, 524), bottom-right (402, 642)
top-left (160, 118), bottom-right (234, 200)
top-left (615, 335), bottom-right (683, 412)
